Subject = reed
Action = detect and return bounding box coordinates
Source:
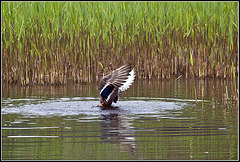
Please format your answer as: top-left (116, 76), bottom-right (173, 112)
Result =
top-left (2, 2), bottom-right (238, 85)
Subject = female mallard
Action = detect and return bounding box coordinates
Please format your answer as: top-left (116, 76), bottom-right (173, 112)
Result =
top-left (99, 64), bottom-right (135, 108)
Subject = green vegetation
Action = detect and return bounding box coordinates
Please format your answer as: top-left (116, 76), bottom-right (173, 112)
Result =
top-left (2, 2), bottom-right (238, 85)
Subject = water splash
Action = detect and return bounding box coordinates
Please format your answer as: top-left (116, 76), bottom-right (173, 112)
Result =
top-left (2, 99), bottom-right (186, 117)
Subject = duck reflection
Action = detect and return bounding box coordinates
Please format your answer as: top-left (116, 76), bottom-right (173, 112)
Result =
top-left (100, 113), bottom-right (136, 153)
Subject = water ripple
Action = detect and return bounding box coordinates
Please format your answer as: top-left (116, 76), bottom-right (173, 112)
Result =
top-left (2, 100), bottom-right (186, 117)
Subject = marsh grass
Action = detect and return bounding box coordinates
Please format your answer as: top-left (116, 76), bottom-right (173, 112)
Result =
top-left (2, 2), bottom-right (238, 86)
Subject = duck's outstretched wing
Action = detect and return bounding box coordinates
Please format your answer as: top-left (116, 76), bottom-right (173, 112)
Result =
top-left (99, 64), bottom-right (133, 92)
top-left (99, 64), bottom-right (135, 106)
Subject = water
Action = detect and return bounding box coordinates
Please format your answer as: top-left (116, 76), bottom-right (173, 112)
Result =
top-left (2, 78), bottom-right (238, 160)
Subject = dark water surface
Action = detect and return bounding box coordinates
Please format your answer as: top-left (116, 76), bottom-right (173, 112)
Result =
top-left (2, 78), bottom-right (238, 160)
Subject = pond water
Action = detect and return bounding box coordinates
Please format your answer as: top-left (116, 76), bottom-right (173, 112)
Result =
top-left (2, 78), bottom-right (238, 160)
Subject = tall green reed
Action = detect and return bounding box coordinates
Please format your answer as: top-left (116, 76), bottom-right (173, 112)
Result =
top-left (2, 2), bottom-right (238, 85)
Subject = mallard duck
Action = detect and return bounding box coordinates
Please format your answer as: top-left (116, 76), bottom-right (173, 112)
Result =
top-left (99, 64), bottom-right (135, 109)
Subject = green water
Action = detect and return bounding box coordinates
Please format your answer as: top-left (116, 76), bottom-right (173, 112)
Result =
top-left (2, 78), bottom-right (238, 160)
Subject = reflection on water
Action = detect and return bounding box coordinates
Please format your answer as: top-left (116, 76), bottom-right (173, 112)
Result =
top-left (100, 113), bottom-right (136, 153)
top-left (2, 78), bottom-right (238, 160)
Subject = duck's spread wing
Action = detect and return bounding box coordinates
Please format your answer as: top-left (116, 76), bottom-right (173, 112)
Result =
top-left (107, 64), bottom-right (132, 87)
top-left (99, 64), bottom-right (135, 98)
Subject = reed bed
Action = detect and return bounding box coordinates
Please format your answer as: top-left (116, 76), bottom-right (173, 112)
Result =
top-left (2, 2), bottom-right (238, 85)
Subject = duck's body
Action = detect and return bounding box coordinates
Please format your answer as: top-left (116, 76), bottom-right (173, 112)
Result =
top-left (99, 64), bottom-right (135, 108)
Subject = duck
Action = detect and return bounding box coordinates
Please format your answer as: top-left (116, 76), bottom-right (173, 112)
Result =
top-left (99, 64), bottom-right (135, 109)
